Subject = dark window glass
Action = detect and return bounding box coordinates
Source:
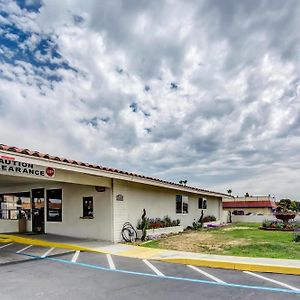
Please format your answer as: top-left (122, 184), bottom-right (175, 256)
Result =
top-left (199, 198), bottom-right (207, 209)
top-left (176, 195), bottom-right (182, 213)
top-left (198, 198), bottom-right (203, 209)
top-left (47, 189), bottom-right (62, 222)
top-left (83, 197), bottom-right (94, 218)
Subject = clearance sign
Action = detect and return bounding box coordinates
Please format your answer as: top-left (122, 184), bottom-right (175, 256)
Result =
top-left (0, 155), bottom-right (55, 178)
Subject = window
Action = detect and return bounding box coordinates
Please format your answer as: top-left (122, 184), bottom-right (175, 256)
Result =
top-left (83, 197), bottom-right (94, 218)
top-left (176, 195), bottom-right (182, 213)
top-left (198, 197), bottom-right (207, 209)
top-left (0, 192), bottom-right (31, 220)
top-left (47, 189), bottom-right (62, 222)
top-left (176, 195), bottom-right (188, 214)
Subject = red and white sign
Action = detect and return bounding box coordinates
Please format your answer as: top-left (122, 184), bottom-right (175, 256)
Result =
top-left (0, 156), bottom-right (55, 178)
top-left (46, 167), bottom-right (55, 177)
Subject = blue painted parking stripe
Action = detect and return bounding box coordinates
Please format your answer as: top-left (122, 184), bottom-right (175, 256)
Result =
top-left (14, 251), bottom-right (300, 295)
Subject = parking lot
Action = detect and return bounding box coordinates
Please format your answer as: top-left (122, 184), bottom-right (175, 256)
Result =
top-left (0, 242), bottom-right (299, 299)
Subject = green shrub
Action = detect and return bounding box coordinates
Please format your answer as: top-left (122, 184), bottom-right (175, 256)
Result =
top-left (192, 220), bottom-right (201, 230)
top-left (262, 219), bottom-right (273, 228)
top-left (202, 215), bottom-right (216, 223)
top-left (137, 216), bottom-right (180, 230)
top-left (163, 215), bottom-right (172, 227)
top-left (293, 229), bottom-right (300, 242)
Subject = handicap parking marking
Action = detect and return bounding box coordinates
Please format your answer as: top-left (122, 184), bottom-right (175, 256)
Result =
top-left (258, 271), bottom-right (300, 289)
top-left (72, 250), bottom-right (80, 263)
top-left (20, 245), bottom-right (53, 257)
top-left (10, 250), bottom-right (300, 295)
top-left (0, 243), bottom-right (13, 249)
top-left (75, 251), bottom-right (109, 268)
top-left (188, 265), bottom-right (226, 283)
top-left (16, 244), bottom-right (33, 254)
top-left (41, 247), bottom-right (55, 258)
top-left (243, 271), bottom-right (300, 292)
top-left (110, 254), bottom-right (156, 274)
top-left (106, 254), bottom-right (116, 270)
top-left (143, 259), bottom-right (165, 276)
top-left (145, 259), bottom-right (213, 280)
top-left (191, 265), bottom-right (290, 289)
top-left (42, 255), bottom-right (300, 295)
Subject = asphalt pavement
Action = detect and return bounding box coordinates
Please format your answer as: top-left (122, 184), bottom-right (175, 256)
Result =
top-left (0, 242), bottom-right (299, 300)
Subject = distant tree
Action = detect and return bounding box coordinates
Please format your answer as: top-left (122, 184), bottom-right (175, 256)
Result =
top-left (278, 199), bottom-right (298, 212)
top-left (227, 189), bottom-right (232, 195)
top-left (179, 180), bottom-right (187, 186)
top-left (245, 192), bottom-right (250, 197)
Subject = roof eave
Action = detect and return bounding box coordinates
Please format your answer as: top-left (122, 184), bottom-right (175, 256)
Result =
top-left (0, 148), bottom-right (228, 198)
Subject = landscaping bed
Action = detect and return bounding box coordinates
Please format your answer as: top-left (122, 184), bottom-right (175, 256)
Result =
top-left (136, 225), bottom-right (183, 239)
top-left (142, 223), bottom-right (300, 259)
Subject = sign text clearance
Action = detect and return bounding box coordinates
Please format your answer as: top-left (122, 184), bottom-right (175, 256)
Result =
top-left (0, 155), bottom-right (55, 178)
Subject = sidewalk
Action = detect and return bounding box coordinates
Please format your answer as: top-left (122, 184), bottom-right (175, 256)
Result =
top-left (1, 233), bottom-right (300, 275)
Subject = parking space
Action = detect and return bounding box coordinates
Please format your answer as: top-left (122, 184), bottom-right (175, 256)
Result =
top-left (76, 251), bottom-right (109, 267)
top-left (0, 242), bottom-right (299, 297)
top-left (0, 242), bottom-right (73, 264)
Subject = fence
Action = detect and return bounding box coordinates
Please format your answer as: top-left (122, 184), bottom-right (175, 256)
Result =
top-left (232, 214), bottom-right (300, 223)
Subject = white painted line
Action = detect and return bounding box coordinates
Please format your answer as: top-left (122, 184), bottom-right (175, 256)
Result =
top-left (243, 271), bottom-right (300, 291)
top-left (188, 265), bottom-right (226, 284)
top-left (106, 254), bottom-right (116, 270)
top-left (143, 259), bottom-right (165, 277)
top-left (41, 247), bottom-right (55, 258)
top-left (72, 250), bottom-right (80, 263)
top-left (0, 243), bottom-right (13, 249)
top-left (16, 244), bottom-right (33, 253)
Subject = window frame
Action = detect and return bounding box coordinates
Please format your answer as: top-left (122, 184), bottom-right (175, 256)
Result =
top-left (46, 189), bottom-right (63, 222)
top-left (82, 196), bottom-right (94, 219)
top-left (198, 197), bottom-right (207, 210)
top-left (176, 195), bottom-right (189, 214)
top-left (0, 192), bottom-right (31, 220)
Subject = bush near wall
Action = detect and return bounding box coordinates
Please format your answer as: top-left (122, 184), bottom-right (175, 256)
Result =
top-left (202, 215), bottom-right (216, 223)
top-left (137, 216), bottom-right (180, 230)
top-left (261, 219), bottom-right (300, 231)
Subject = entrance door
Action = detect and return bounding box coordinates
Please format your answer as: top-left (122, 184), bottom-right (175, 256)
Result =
top-left (31, 188), bottom-right (45, 233)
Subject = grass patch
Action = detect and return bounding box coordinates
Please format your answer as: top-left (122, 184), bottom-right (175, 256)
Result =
top-left (142, 223), bottom-right (300, 259)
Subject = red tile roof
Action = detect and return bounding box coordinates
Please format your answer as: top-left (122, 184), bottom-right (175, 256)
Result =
top-left (0, 143), bottom-right (230, 197)
top-left (223, 200), bottom-right (277, 209)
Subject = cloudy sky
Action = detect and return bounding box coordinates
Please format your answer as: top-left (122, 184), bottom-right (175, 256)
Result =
top-left (0, 0), bottom-right (299, 199)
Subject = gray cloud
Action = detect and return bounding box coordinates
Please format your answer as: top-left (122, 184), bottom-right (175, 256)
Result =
top-left (0, 0), bottom-right (299, 199)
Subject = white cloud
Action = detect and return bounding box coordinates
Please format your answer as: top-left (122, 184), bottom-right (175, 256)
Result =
top-left (0, 0), bottom-right (300, 199)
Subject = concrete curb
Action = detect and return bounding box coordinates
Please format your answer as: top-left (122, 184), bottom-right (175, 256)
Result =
top-left (1, 234), bottom-right (300, 276)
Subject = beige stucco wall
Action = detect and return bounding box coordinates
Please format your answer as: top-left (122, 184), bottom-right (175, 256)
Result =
top-left (112, 179), bottom-right (222, 242)
top-left (0, 162), bottom-right (223, 243)
top-left (0, 219), bottom-right (19, 233)
top-left (0, 181), bottom-right (113, 241)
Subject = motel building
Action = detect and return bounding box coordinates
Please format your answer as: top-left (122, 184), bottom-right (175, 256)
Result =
top-left (0, 144), bottom-right (229, 243)
top-left (222, 195), bottom-right (277, 215)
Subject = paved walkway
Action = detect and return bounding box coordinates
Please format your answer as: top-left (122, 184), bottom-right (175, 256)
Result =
top-left (1, 233), bottom-right (300, 275)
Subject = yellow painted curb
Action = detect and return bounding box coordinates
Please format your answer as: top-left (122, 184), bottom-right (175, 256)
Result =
top-left (1, 234), bottom-right (299, 276)
top-left (160, 257), bottom-right (300, 276)
top-left (0, 238), bottom-right (12, 243)
top-left (0, 234), bottom-right (108, 254)
top-left (117, 247), bottom-right (167, 259)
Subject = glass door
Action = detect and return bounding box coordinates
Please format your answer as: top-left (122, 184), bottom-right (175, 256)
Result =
top-left (31, 188), bottom-right (45, 233)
